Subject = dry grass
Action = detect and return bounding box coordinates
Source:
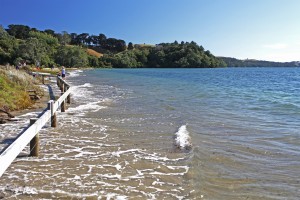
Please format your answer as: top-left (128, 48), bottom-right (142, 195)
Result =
top-left (86, 48), bottom-right (103, 58)
top-left (135, 44), bottom-right (155, 47)
top-left (31, 67), bottom-right (60, 75)
top-left (0, 66), bottom-right (43, 111)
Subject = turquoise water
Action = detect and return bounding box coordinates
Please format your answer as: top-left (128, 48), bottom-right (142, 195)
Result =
top-left (1, 67), bottom-right (299, 199)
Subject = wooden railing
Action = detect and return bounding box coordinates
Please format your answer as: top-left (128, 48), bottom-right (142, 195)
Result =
top-left (0, 76), bottom-right (72, 178)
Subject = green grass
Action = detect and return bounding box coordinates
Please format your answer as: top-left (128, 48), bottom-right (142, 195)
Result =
top-left (0, 67), bottom-right (43, 111)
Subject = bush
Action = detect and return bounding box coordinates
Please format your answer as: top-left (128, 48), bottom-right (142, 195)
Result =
top-left (0, 67), bottom-right (43, 111)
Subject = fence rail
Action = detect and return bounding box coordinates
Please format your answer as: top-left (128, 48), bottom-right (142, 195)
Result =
top-left (0, 75), bottom-right (72, 178)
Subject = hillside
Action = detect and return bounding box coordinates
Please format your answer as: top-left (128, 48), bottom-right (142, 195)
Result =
top-left (86, 48), bottom-right (103, 58)
top-left (100, 41), bottom-right (227, 68)
top-left (220, 57), bottom-right (300, 67)
top-left (1, 24), bottom-right (225, 68)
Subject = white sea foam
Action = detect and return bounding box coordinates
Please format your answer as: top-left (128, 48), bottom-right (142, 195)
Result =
top-left (1, 186), bottom-right (38, 195)
top-left (80, 83), bottom-right (93, 88)
top-left (0, 111), bottom-right (41, 142)
top-left (67, 101), bottom-right (105, 114)
top-left (68, 70), bottom-right (84, 78)
top-left (19, 111), bottom-right (40, 118)
top-left (69, 83), bottom-right (99, 103)
top-left (1, 185), bottom-right (130, 199)
top-left (174, 125), bottom-right (192, 150)
top-left (68, 82), bottom-right (93, 91)
top-left (98, 173), bottom-right (122, 180)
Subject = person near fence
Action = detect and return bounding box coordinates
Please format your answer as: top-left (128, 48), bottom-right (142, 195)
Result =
top-left (61, 67), bottom-right (66, 79)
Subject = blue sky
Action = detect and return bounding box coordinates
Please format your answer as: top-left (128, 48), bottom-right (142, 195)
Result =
top-left (1, 0), bottom-right (300, 62)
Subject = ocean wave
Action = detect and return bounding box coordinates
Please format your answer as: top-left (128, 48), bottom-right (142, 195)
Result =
top-left (70, 83), bottom-right (95, 101)
top-left (174, 125), bottom-right (192, 150)
top-left (70, 83), bottom-right (93, 92)
top-left (68, 70), bottom-right (84, 78)
top-left (67, 101), bottom-right (106, 114)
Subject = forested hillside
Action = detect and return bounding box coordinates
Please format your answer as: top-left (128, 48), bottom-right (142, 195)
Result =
top-left (0, 24), bottom-right (126, 68)
top-left (0, 24), bottom-right (226, 68)
top-left (101, 41), bottom-right (226, 68)
top-left (220, 57), bottom-right (299, 67)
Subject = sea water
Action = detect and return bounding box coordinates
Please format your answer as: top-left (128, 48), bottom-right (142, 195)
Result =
top-left (0, 67), bottom-right (299, 199)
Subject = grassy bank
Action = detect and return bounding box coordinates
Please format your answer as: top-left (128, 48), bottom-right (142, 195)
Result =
top-left (0, 66), bottom-right (44, 111)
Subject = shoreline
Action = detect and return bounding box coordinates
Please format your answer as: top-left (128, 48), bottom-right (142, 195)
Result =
top-left (11, 86), bottom-right (51, 117)
top-left (2, 79), bottom-right (56, 124)
top-left (0, 66), bottom-right (48, 123)
top-left (0, 65), bottom-right (80, 122)
top-left (0, 77), bottom-right (59, 154)
top-left (8, 66), bottom-right (82, 119)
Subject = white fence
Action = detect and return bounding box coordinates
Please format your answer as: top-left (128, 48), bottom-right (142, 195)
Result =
top-left (0, 76), bottom-right (71, 177)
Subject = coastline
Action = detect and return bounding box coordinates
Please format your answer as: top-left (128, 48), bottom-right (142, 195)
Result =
top-left (11, 85), bottom-right (51, 117)
top-left (0, 68), bottom-right (299, 199)
top-left (0, 65), bottom-right (82, 122)
top-left (0, 76), bottom-right (60, 156)
top-left (13, 66), bottom-right (84, 116)
top-left (1, 76), bottom-right (57, 125)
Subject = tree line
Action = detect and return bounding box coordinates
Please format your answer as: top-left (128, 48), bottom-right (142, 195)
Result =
top-left (101, 41), bottom-right (226, 68)
top-left (5, 24), bottom-right (127, 52)
top-left (219, 57), bottom-right (299, 68)
top-left (0, 24), bottom-right (226, 68)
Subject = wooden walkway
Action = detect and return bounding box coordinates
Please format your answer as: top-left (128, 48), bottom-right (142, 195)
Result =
top-left (0, 75), bottom-right (72, 178)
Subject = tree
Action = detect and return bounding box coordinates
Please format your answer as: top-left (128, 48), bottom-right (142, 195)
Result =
top-left (135, 49), bottom-right (149, 64)
top-left (55, 45), bottom-right (88, 67)
top-left (57, 31), bottom-right (71, 45)
top-left (88, 55), bottom-right (99, 67)
top-left (115, 39), bottom-right (126, 52)
top-left (103, 38), bottom-right (126, 52)
top-left (6, 24), bottom-right (31, 39)
top-left (128, 42), bottom-right (134, 50)
top-left (89, 35), bottom-right (99, 46)
top-left (18, 38), bottom-right (45, 65)
top-left (29, 31), bottom-right (59, 46)
top-left (69, 33), bottom-right (78, 45)
top-left (16, 31), bottom-right (58, 66)
top-left (31, 28), bottom-right (39, 32)
top-left (98, 33), bottom-right (107, 46)
top-left (44, 29), bottom-right (56, 36)
top-left (0, 26), bottom-right (18, 64)
top-left (76, 33), bottom-right (89, 45)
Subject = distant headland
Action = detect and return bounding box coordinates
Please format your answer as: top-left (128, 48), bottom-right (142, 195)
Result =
top-left (219, 57), bottom-right (300, 68)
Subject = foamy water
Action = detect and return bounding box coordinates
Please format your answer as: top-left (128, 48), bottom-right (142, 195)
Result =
top-left (175, 125), bottom-right (192, 150)
top-left (1, 68), bottom-right (299, 199)
top-left (0, 81), bottom-right (57, 153)
top-left (67, 69), bottom-right (84, 78)
top-left (0, 69), bottom-right (192, 199)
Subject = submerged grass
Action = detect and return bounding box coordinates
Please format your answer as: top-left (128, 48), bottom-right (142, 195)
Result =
top-left (0, 66), bottom-right (44, 111)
